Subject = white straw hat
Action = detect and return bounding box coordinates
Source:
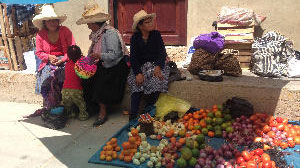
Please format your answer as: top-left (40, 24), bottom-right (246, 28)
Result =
top-left (32, 4), bottom-right (67, 30)
top-left (76, 1), bottom-right (110, 25)
top-left (132, 10), bottom-right (156, 32)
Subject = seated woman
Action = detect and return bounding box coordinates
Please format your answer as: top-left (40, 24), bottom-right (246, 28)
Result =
top-left (33, 4), bottom-right (75, 110)
top-left (76, 2), bottom-right (129, 126)
top-left (128, 10), bottom-right (170, 121)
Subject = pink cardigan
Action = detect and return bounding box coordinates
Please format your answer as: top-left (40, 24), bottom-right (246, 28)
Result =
top-left (35, 26), bottom-right (76, 72)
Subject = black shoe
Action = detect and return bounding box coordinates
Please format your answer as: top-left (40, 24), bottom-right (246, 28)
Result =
top-left (93, 116), bottom-right (107, 127)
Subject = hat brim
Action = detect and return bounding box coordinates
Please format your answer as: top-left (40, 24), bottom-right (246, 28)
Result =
top-left (76, 14), bottom-right (110, 25)
top-left (33, 15), bottom-right (67, 30)
top-left (132, 13), bottom-right (156, 32)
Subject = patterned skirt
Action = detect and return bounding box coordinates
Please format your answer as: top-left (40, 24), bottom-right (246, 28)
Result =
top-left (128, 62), bottom-right (170, 94)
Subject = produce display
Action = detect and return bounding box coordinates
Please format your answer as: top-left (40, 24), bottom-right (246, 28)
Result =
top-left (96, 104), bottom-right (299, 168)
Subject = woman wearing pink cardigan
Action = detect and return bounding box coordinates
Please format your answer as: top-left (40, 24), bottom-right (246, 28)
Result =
top-left (33, 5), bottom-right (75, 110)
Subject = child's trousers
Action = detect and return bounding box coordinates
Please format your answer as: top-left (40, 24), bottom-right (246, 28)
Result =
top-left (61, 89), bottom-right (89, 121)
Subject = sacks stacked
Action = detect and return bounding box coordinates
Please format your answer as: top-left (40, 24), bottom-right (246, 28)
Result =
top-left (188, 32), bottom-right (242, 77)
top-left (251, 31), bottom-right (295, 77)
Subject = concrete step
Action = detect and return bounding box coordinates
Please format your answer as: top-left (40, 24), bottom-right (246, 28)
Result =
top-left (1, 70), bottom-right (299, 120)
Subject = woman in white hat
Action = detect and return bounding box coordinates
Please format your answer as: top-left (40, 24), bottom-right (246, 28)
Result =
top-left (33, 4), bottom-right (75, 113)
top-left (76, 2), bottom-right (129, 126)
top-left (128, 10), bottom-right (170, 121)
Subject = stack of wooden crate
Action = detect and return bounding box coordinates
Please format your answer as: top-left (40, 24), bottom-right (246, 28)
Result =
top-left (217, 23), bottom-right (254, 69)
top-left (0, 4), bottom-right (37, 71)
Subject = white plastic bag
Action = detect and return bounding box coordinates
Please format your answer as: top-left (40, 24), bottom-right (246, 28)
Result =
top-left (287, 57), bottom-right (300, 78)
top-left (219, 6), bottom-right (254, 25)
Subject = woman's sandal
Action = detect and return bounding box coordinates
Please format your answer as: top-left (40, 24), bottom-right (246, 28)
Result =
top-left (93, 115), bottom-right (107, 127)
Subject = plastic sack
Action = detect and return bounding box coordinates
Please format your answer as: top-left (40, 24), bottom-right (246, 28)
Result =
top-left (193, 32), bottom-right (224, 54)
top-left (287, 57), bottom-right (300, 77)
top-left (218, 6), bottom-right (254, 26)
top-left (155, 93), bottom-right (191, 120)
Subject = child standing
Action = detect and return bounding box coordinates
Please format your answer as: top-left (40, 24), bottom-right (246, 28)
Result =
top-left (61, 45), bottom-right (89, 120)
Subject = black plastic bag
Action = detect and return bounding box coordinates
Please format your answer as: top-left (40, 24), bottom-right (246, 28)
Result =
top-left (223, 97), bottom-right (254, 118)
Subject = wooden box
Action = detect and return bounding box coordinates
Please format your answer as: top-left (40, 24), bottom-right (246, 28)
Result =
top-left (217, 23), bottom-right (254, 69)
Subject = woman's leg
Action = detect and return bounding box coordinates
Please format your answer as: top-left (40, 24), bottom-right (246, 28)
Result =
top-left (145, 92), bottom-right (160, 107)
top-left (93, 103), bottom-right (107, 127)
top-left (130, 92), bottom-right (142, 120)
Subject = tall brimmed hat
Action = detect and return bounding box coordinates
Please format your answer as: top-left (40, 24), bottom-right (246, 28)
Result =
top-left (76, 1), bottom-right (110, 25)
top-left (132, 10), bottom-right (156, 32)
top-left (32, 4), bottom-right (67, 30)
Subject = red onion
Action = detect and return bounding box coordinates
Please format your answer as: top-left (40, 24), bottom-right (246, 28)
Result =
top-left (195, 164), bottom-right (201, 168)
top-left (216, 157), bottom-right (225, 164)
top-left (217, 148), bottom-right (223, 156)
top-left (222, 131), bottom-right (227, 138)
top-left (227, 133), bottom-right (233, 139)
top-left (208, 154), bottom-right (214, 160)
top-left (205, 146), bottom-right (214, 154)
top-left (205, 159), bottom-right (212, 165)
top-left (216, 164), bottom-right (225, 168)
top-left (240, 115), bottom-right (247, 120)
top-left (224, 151), bottom-right (233, 159)
top-left (236, 117), bottom-right (241, 122)
top-left (200, 152), bottom-right (207, 158)
top-left (221, 144), bottom-right (229, 151)
top-left (198, 158), bottom-right (205, 166)
top-left (238, 138), bottom-right (245, 145)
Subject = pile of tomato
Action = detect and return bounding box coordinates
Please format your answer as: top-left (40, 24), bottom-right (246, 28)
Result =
top-left (236, 148), bottom-right (276, 168)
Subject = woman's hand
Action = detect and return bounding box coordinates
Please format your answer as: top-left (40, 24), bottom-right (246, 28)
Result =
top-left (91, 53), bottom-right (101, 59)
top-left (49, 55), bottom-right (58, 64)
top-left (53, 60), bottom-right (63, 66)
top-left (136, 73), bottom-right (144, 86)
top-left (154, 66), bottom-right (164, 80)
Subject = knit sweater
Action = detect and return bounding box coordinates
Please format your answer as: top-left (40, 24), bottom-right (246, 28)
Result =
top-left (130, 30), bottom-right (167, 75)
top-left (35, 26), bottom-right (76, 71)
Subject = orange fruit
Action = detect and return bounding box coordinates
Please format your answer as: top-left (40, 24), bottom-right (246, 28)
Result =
top-left (124, 156), bottom-right (132, 163)
top-left (123, 149), bottom-right (131, 156)
top-left (199, 120), bottom-right (206, 128)
top-left (118, 153), bottom-right (124, 160)
top-left (112, 142), bottom-right (118, 148)
top-left (110, 138), bottom-right (117, 144)
top-left (280, 142), bottom-right (288, 149)
top-left (208, 131), bottom-right (215, 137)
top-left (288, 140), bottom-right (295, 148)
top-left (179, 138), bottom-right (186, 144)
top-left (100, 154), bottom-right (106, 160)
top-left (128, 137), bottom-right (136, 144)
top-left (122, 142), bottom-right (130, 150)
top-left (131, 128), bottom-right (139, 136)
top-left (183, 115), bottom-right (189, 121)
top-left (112, 151), bottom-right (118, 159)
top-left (115, 146), bottom-right (121, 152)
top-left (100, 151), bottom-right (106, 155)
top-left (188, 125), bottom-right (194, 131)
top-left (106, 145), bottom-right (113, 151)
top-left (103, 146), bottom-right (107, 151)
top-left (295, 136), bottom-right (300, 145)
top-left (170, 137), bottom-right (176, 144)
top-left (106, 150), bottom-right (113, 156)
top-left (106, 141), bottom-right (111, 145)
top-left (106, 156), bottom-right (112, 162)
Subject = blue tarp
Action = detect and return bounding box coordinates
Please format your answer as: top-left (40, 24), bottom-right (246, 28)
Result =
top-left (89, 107), bottom-right (300, 168)
top-left (0, 0), bottom-right (68, 4)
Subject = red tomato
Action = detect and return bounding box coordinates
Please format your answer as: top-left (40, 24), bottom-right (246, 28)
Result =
top-left (236, 156), bottom-right (245, 165)
top-left (258, 162), bottom-right (263, 168)
top-left (276, 124), bottom-right (285, 131)
top-left (250, 151), bottom-right (255, 156)
top-left (267, 131), bottom-right (276, 138)
top-left (271, 161), bottom-right (276, 168)
top-left (262, 161), bottom-right (272, 168)
top-left (282, 119), bottom-right (289, 125)
top-left (247, 161), bottom-right (257, 168)
top-left (240, 162), bottom-right (248, 167)
top-left (263, 125), bottom-right (271, 133)
top-left (250, 115), bottom-right (258, 121)
top-left (280, 142), bottom-right (288, 149)
top-left (276, 117), bottom-right (283, 123)
top-left (252, 155), bottom-right (261, 163)
top-left (254, 148), bottom-right (264, 156)
top-left (269, 120), bottom-right (278, 127)
top-left (261, 153), bottom-right (271, 162)
top-left (273, 139), bottom-right (281, 146)
top-left (242, 151), bottom-right (252, 161)
top-left (288, 140), bottom-right (295, 148)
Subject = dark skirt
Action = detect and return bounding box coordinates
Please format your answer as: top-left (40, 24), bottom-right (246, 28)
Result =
top-left (83, 57), bottom-right (129, 107)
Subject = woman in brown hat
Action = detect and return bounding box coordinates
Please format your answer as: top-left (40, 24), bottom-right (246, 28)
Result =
top-left (76, 3), bottom-right (129, 126)
top-left (128, 10), bottom-right (170, 121)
